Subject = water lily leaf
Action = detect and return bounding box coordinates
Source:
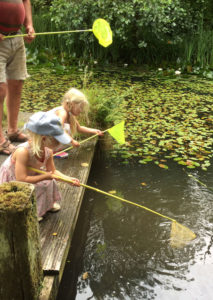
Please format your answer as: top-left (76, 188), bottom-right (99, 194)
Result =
top-left (186, 165), bottom-right (196, 169)
top-left (178, 160), bottom-right (187, 165)
top-left (139, 160), bottom-right (147, 164)
top-left (186, 160), bottom-right (193, 166)
top-left (158, 164), bottom-right (169, 169)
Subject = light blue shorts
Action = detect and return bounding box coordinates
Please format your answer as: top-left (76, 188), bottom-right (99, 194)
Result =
top-left (0, 35), bottom-right (28, 83)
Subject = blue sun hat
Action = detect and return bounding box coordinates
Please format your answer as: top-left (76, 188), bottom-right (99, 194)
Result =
top-left (24, 111), bottom-right (71, 144)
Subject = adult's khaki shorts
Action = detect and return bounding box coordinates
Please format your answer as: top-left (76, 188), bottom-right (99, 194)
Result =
top-left (0, 36), bottom-right (28, 83)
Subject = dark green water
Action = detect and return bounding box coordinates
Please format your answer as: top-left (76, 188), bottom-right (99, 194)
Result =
top-left (57, 149), bottom-right (213, 300)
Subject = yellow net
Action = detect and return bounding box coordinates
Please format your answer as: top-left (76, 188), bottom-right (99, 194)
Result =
top-left (170, 221), bottom-right (196, 248)
top-left (53, 120), bottom-right (125, 156)
top-left (108, 121), bottom-right (125, 144)
top-left (5, 18), bottom-right (113, 48)
top-left (92, 18), bottom-right (113, 47)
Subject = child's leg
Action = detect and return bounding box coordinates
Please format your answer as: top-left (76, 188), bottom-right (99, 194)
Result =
top-left (35, 179), bottom-right (62, 217)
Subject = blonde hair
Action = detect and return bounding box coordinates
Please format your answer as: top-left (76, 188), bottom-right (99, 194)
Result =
top-left (62, 88), bottom-right (89, 134)
top-left (28, 131), bottom-right (57, 157)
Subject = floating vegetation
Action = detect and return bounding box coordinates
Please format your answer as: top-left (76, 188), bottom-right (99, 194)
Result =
top-left (113, 75), bottom-right (213, 170)
top-left (21, 67), bottom-right (83, 112)
top-left (22, 67), bottom-right (213, 170)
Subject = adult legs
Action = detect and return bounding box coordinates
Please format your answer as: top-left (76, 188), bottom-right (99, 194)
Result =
top-left (0, 82), bottom-right (15, 154)
top-left (0, 79), bottom-right (26, 154)
top-left (0, 82), bottom-right (7, 144)
top-left (0, 37), bottom-right (28, 152)
top-left (6, 79), bottom-right (23, 135)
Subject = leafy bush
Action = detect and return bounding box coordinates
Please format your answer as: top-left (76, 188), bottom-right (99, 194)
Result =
top-left (30, 0), bottom-right (213, 67)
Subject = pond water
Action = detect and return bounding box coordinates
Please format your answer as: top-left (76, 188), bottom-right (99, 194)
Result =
top-left (57, 147), bottom-right (213, 300)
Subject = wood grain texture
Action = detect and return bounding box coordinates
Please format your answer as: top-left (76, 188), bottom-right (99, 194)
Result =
top-left (39, 139), bottom-right (97, 276)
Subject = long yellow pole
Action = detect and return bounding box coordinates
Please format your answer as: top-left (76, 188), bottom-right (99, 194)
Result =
top-left (53, 128), bottom-right (108, 157)
top-left (28, 167), bottom-right (175, 222)
top-left (4, 29), bottom-right (93, 39)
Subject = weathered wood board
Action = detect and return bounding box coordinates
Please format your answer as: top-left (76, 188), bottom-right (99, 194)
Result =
top-left (39, 139), bottom-right (97, 276)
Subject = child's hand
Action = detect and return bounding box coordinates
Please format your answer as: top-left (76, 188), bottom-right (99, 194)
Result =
top-left (94, 129), bottom-right (104, 136)
top-left (45, 171), bottom-right (54, 180)
top-left (71, 139), bottom-right (80, 147)
top-left (70, 177), bottom-right (80, 186)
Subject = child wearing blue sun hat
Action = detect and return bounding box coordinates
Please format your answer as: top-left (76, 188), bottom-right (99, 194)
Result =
top-left (0, 111), bottom-right (80, 221)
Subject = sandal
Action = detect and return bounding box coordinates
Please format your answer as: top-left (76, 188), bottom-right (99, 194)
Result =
top-left (0, 139), bottom-right (15, 155)
top-left (54, 151), bottom-right (68, 159)
top-left (7, 130), bottom-right (28, 143)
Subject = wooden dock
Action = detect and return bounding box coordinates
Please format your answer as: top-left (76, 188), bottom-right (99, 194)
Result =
top-left (39, 139), bottom-right (97, 299)
top-left (0, 121), bottom-right (97, 299)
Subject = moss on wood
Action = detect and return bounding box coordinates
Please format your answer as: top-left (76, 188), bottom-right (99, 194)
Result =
top-left (0, 182), bottom-right (33, 212)
top-left (0, 181), bottom-right (43, 299)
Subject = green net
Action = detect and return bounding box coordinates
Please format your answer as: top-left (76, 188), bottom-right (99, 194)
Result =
top-left (92, 18), bottom-right (112, 47)
top-left (108, 121), bottom-right (125, 144)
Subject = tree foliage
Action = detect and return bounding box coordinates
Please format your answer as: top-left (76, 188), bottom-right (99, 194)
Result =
top-left (31, 0), bottom-right (213, 65)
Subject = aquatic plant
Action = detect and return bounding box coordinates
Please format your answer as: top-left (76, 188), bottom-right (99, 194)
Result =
top-left (109, 75), bottom-right (212, 170)
top-left (22, 67), bottom-right (213, 170)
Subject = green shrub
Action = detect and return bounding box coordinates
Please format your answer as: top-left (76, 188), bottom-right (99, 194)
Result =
top-left (29, 0), bottom-right (213, 67)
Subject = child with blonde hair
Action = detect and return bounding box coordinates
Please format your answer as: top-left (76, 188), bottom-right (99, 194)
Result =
top-left (50, 88), bottom-right (103, 155)
top-left (0, 111), bottom-right (80, 221)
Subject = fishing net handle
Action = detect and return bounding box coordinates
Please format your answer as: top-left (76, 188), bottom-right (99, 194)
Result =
top-left (28, 167), bottom-right (196, 247)
top-left (28, 167), bottom-right (175, 222)
top-left (4, 29), bottom-right (93, 39)
top-left (53, 128), bottom-right (108, 156)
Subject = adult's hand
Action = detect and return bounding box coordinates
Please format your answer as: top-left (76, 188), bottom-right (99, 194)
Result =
top-left (0, 33), bottom-right (4, 42)
top-left (24, 25), bottom-right (35, 43)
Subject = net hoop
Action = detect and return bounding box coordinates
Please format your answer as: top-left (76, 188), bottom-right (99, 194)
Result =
top-left (92, 18), bottom-right (112, 47)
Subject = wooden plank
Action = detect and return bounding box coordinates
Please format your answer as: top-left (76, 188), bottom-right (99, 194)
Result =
top-left (39, 276), bottom-right (59, 300)
top-left (39, 139), bottom-right (97, 276)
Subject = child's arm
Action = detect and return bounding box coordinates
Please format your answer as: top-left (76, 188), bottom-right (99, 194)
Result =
top-left (46, 150), bottom-right (80, 186)
top-left (75, 119), bottom-right (104, 136)
top-left (15, 148), bottom-right (53, 183)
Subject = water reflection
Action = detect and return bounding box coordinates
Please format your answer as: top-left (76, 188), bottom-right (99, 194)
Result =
top-left (58, 156), bottom-right (213, 300)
